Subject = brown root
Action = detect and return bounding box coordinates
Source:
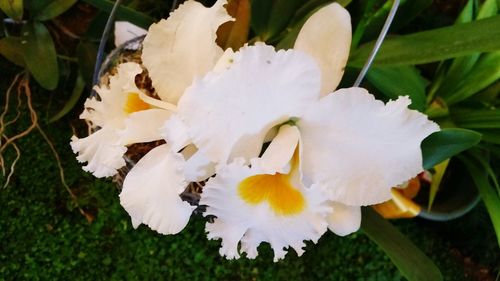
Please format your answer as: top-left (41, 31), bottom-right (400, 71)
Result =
top-left (0, 74), bottom-right (92, 222)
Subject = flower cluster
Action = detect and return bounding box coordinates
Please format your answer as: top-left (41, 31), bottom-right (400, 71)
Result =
top-left (71, 0), bottom-right (439, 261)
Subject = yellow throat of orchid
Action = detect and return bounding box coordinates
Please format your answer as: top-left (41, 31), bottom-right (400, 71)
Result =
top-left (238, 149), bottom-right (306, 216)
top-left (124, 93), bottom-right (151, 114)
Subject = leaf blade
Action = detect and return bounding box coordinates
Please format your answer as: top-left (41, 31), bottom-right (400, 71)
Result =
top-left (459, 154), bottom-right (500, 246)
top-left (0, 36), bottom-right (25, 66)
top-left (349, 15), bottom-right (500, 67)
top-left (82, 0), bottom-right (154, 29)
top-left (366, 65), bottom-right (427, 111)
top-left (49, 75), bottom-right (85, 123)
top-left (21, 22), bottom-right (59, 90)
top-left (421, 128), bottom-right (482, 170)
top-left (0, 0), bottom-right (23, 21)
top-left (361, 208), bottom-right (443, 281)
top-left (34, 0), bottom-right (78, 21)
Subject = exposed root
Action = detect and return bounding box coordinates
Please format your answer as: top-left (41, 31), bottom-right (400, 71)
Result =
top-left (36, 123), bottom-right (93, 223)
top-left (2, 136), bottom-right (20, 188)
top-left (0, 75), bottom-right (92, 222)
top-left (0, 75), bottom-right (37, 155)
top-left (0, 72), bottom-right (25, 179)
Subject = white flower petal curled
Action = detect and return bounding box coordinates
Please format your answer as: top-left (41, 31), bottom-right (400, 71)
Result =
top-left (298, 88), bottom-right (440, 206)
top-left (161, 115), bottom-right (191, 153)
top-left (71, 62), bottom-right (147, 177)
top-left (81, 62), bottom-right (143, 128)
top-left (326, 202), bottom-right (361, 236)
top-left (119, 144), bottom-right (195, 235)
top-left (141, 0), bottom-right (233, 103)
top-left (201, 125), bottom-right (328, 260)
top-left (294, 2), bottom-right (351, 95)
top-left (177, 44), bottom-right (322, 165)
top-left (119, 109), bottom-right (172, 145)
top-left (70, 128), bottom-right (126, 178)
top-left (200, 159), bottom-right (330, 261)
top-left (250, 125), bottom-right (300, 175)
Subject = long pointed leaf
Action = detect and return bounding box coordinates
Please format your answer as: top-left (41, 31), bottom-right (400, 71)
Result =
top-left (34, 0), bottom-right (78, 21)
top-left (82, 0), bottom-right (154, 29)
top-left (361, 208), bottom-right (443, 281)
top-left (49, 75), bottom-right (85, 123)
top-left (452, 109), bottom-right (500, 129)
top-left (460, 155), bottom-right (500, 246)
top-left (349, 15), bottom-right (500, 67)
top-left (444, 52), bottom-right (500, 105)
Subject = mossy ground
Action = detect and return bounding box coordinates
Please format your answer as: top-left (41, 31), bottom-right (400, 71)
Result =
top-left (0, 58), bottom-right (497, 280)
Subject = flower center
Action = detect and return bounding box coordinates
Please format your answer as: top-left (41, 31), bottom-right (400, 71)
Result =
top-left (124, 93), bottom-right (151, 114)
top-left (238, 172), bottom-right (305, 216)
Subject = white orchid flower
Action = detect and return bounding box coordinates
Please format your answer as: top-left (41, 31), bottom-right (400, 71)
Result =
top-left (165, 3), bottom-right (439, 260)
top-left (70, 62), bottom-right (172, 178)
top-left (118, 0), bottom-right (234, 235)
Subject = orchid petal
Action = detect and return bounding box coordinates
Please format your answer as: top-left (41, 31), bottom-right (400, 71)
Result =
top-left (178, 44), bottom-right (321, 165)
top-left (294, 3), bottom-right (351, 95)
top-left (119, 144), bottom-right (195, 234)
top-left (119, 109), bottom-right (172, 145)
top-left (200, 158), bottom-right (330, 261)
top-left (184, 150), bottom-right (216, 182)
top-left (114, 21), bottom-right (147, 48)
top-left (70, 128), bottom-right (126, 178)
top-left (251, 124), bottom-right (300, 175)
top-left (141, 0), bottom-right (233, 103)
top-left (82, 62), bottom-right (143, 128)
top-left (299, 88), bottom-right (439, 205)
top-left (326, 202), bottom-right (361, 236)
top-left (161, 115), bottom-right (191, 152)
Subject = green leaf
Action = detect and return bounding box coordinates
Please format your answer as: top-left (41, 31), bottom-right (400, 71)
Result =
top-left (361, 208), bottom-right (443, 281)
top-left (0, 0), bottom-right (23, 21)
top-left (249, 0), bottom-right (272, 37)
top-left (452, 109), bottom-right (500, 129)
top-left (475, 129), bottom-right (500, 144)
top-left (21, 22), bottom-right (59, 90)
top-left (435, 0), bottom-right (478, 99)
top-left (460, 154), bottom-right (500, 246)
top-left (391, 0), bottom-right (432, 31)
top-left (427, 159), bottom-right (449, 211)
top-left (76, 41), bottom-right (97, 85)
top-left (444, 52), bottom-right (500, 105)
top-left (0, 36), bottom-right (25, 66)
top-left (266, 0), bottom-right (303, 41)
top-left (421, 128), bottom-right (482, 170)
top-left (349, 15), bottom-right (500, 67)
top-left (455, 0), bottom-right (474, 24)
top-left (437, 0), bottom-right (499, 100)
top-left (49, 75), bottom-right (85, 123)
top-left (366, 65), bottom-right (427, 111)
top-left (82, 0), bottom-right (155, 29)
top-left (34, 0), bottom-right (78, 21)
top-left (469, 149), bottom-right (500, 195)
top-left (250, 0), bottom-right (303, 41)
top-left (476, 0), bottom-right (498, 19)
